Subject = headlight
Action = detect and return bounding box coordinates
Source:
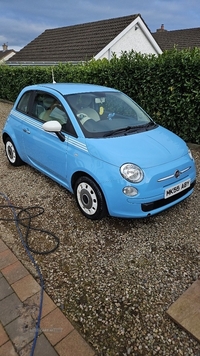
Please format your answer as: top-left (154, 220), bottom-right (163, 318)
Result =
top-left (120, 163), bottom-right (144, 183)
top-left (188, 148), bottom-right (193, 160)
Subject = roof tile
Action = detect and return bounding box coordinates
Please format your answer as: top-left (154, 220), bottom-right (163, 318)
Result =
top-left (9, 14), bottom-right (140, 63)
top-left (153, 27), bottom-right (200, 51)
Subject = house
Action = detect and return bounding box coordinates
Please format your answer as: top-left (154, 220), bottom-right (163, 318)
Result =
top-left (0, 44), bottom-right (16, 63)
top-left (153, 24), bottom-right (200, 51)
top-left (7, 14), bottom-right (162, 66)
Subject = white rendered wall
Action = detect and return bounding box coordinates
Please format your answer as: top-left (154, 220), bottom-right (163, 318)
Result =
top-left (96, 25), bottom-right (160, 60)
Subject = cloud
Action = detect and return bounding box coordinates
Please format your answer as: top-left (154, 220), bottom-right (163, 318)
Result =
top-left (0, 20), bottom-right (46, 48)
top-left (0, 0), bottom-right (200, 51)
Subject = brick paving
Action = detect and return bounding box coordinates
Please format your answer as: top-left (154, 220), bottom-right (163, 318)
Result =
top-left (0, 238), bottom-right (95, 356)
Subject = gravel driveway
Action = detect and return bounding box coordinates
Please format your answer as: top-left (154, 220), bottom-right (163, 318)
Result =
top-left (0, 101), bottom-right (200, 355)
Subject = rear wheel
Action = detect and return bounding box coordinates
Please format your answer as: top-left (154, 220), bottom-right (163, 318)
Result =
top-left (74, 176), bottom-right (107, 220)
top-left (5, 138), bottom-right (23, 166)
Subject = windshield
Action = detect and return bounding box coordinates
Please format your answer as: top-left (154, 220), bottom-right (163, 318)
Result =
top-left (65, 91), bottom-right (156, 138)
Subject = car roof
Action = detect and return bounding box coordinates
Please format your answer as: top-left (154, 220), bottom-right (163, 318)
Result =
top-left (23, 83), bottom-right (118, 95)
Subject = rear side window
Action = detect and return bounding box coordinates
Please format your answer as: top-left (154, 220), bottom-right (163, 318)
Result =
top-left (16, 91), bottom-right (32, 114)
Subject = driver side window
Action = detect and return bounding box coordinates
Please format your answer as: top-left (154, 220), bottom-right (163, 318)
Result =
top-left (31, 93), bottom-right (67, 124)
top-left (30, 92), bottom-right (77, 137)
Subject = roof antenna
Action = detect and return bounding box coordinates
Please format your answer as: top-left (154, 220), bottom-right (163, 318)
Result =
top-left (52, 69), bottom-right (56, 84)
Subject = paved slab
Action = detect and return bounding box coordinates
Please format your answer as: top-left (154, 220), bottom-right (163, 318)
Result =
top-left (5, 315), bottom-right (36, 351)
top-left (12, 274), bottom-right (41, 301)
top-left (0, 340), bottom-right (18, 356)
top-left (167, 280), bottom-right (200, 342)
top-left (55, 329), bottom-right (96, 356)
top-left (0, 237), bottom-right (96, 356)
top-left (0, 293), bottom-right (22, 326)
top-left (18, 333), bottom-right (59, 356)
top-left (0, 239), bottom-right (8, 253)
top-left (0, 277), bottom-right (13, 300)
top-left (2, 260), bottom-right (29, 284)
top-left (0, 249), bottom-right (18, 269)
top-left (0, 322), bottom-right (8, 346)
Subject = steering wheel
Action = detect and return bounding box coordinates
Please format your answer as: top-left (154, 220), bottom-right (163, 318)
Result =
top-left (77, 112), bottom-right (91, 125)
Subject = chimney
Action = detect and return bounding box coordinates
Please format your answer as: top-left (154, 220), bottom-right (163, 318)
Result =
top-left (2, 43), bottom-right (8, 51)
top-left (156, 24), bottom-right (167, 32)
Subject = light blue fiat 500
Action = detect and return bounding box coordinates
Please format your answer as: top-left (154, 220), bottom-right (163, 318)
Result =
top-left (2, 83), bottom-right (196, 219)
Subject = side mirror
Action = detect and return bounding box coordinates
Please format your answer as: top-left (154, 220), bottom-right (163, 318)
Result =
top-left (42, 121), bottom-right (65, 142)
top-left (43, 120), bottom-right (62, 132)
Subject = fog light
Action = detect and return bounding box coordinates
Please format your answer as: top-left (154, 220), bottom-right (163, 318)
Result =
top-left (123, 186), bottom-right (138, 196)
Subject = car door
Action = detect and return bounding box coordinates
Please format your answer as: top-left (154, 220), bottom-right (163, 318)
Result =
top-left (21, 91), bottom-right (74, 187)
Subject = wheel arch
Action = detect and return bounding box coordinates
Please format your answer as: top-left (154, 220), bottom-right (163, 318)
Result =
top-left (3, 132), bottom-right (25, 163)
top-left (2, 132), bottom-right (10, 144)
top-left (71, 171), bottom-right (108, 206)
top-left (71, 171), bottom-right (97, 191)
top-left (3, 134), bottom-right (24, 166)
top-left (72, 171), bottom-right (109, 219)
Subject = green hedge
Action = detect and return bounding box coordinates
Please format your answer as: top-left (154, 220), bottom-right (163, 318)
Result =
top-left (0, 48), bottom-right (200, 144)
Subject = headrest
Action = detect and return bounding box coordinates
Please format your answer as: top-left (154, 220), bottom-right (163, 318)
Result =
top-left (68, 95), bottom-right (79, 108)
top-left (80, 94), bottom-right (92, 108)
top-left (43, 97), bottom-right (55, 109)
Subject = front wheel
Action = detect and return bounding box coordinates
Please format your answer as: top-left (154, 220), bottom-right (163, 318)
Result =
top-left (74, 176), bottom-right (107, 220)
top-left (5, 138), bottom-right (23, 166)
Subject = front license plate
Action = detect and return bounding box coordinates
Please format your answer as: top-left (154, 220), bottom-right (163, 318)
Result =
top-left (164, 179), bottom-right (191, 199)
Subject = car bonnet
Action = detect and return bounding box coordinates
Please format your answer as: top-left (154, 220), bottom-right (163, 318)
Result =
top-left (86, 126), bottom-right (188, 169)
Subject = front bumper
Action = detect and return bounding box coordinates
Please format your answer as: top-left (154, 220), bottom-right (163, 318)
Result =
top-left (103, 154), bottom-right (196, 218)
top-left (141, 179), bottom-right (196, 212)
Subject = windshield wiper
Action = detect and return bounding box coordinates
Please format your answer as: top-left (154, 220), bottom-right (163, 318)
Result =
top-left (139, 122), bottom-right (155, 129)
top-left (103, 126), bottom-right (140, 137)
top-left (103, 123), bottom-right (156, 137)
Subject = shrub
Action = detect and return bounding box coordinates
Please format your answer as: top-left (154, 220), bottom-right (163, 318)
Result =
top-left (0, 48), bottom-right (200, 143)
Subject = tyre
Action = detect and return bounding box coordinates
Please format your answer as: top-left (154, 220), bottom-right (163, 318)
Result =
top-left (74, 176), bottom-right (107, 220)
top-left (5, 138), bottom-right (23, 166)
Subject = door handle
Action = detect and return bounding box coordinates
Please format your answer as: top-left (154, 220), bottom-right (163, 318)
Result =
top-left (23, 128), bottom-right (30, 134)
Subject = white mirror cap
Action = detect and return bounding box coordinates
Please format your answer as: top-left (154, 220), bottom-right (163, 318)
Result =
top-left (42, 120), bottom-right (62, 132)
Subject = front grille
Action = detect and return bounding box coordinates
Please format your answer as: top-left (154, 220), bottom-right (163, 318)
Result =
top-left (141, 180), bottom-right (196, 212)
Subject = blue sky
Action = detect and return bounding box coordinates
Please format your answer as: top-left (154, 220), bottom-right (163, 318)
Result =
top-left (0, 0), bottom-right (200, 51)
